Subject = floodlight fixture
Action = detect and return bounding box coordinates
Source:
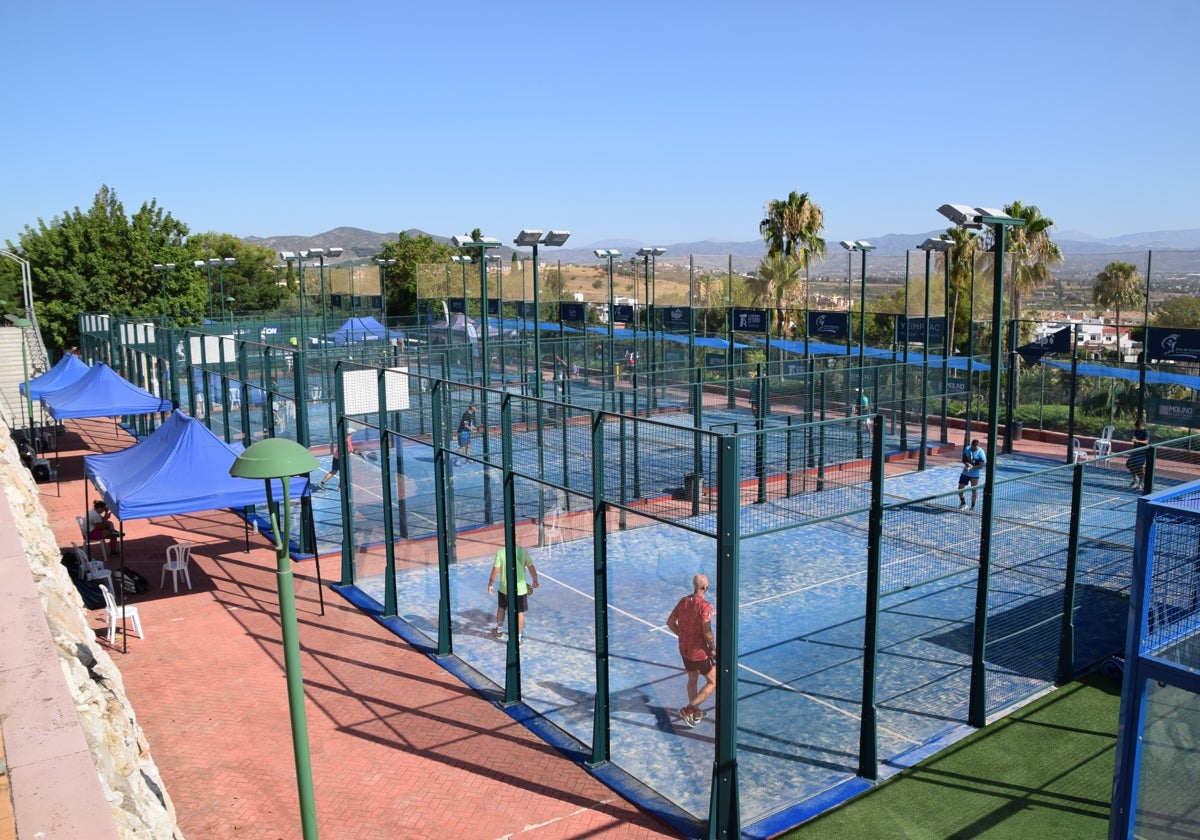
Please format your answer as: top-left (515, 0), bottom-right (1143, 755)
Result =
top-left (917, 237), bottom-right (952, 252)
top-left (375, 258), bottom-right (396, 267)
top-left (839, 240), bottom-right (857, 251)
top-left (936, 203), bottom-right (979, 226)
top-left (594, 248), bottom-right (621, 258)
top-left (193, 259), bottom-right (206, 268)
top-left (327, 247), bottom-right (344, 258)
top-left (975, 207), bottom-right (1009, 221)
top-left (223, 257), bottom-right (236, 266)
top-left (305, 248), bottom-right (325, 258)
top-left (486, 253), bottom-right (502, 264)
top-left (451, 235), bottom-right (473, 248)
top-left (279, 251), bottom-right (295, 261)
top-left (637, 247), bottom-right (666, 257)
top-left (208, 257), bottom-right (222, 267)
top-left (542, 230), bottom-right (571, 247)
top-left (515, 229), bottom-right (543, 247)
top-left (856, 241), bottom-right (875, 251)
top-left (451, 255), bottom-right (472, 263)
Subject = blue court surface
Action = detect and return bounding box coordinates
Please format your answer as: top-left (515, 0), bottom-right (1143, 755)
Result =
top-left (339, 454), bottom-right (1148, 834)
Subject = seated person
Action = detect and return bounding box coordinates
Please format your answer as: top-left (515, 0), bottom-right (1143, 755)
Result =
top-left (87, 499), bottom-right (122, 555)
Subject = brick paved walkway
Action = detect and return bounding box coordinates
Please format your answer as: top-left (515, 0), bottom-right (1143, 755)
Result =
top-left (46, 418), bottom-right (677, 840)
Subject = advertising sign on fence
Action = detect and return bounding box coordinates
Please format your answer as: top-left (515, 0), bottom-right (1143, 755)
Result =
top-left (807, 311), bottom-right (848, 341)
top-left (1146, 327), bottom-right (1200, 362)
top-left (559, 302), bottom-right (586, 322)
top-left (732, 308), bottom-right (769, 332)
top-left (660, 306), bottom-right (691, 329)
top-left (449, 297), bottom-right (466, 313)
top-left (1148, 398), bottom-right (1196, 427)
top-left (895, 316), bottom-right (946, 345)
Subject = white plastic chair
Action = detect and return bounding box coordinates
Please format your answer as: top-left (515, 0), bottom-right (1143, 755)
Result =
top-left (1072, 438), bottom-right (1090, 464)
top-left (71, 541), bottom-right (113, 592)
top-left (1093, 426), bottom-right (1115, 461)
top-left (161, 542), bottom-right (193, 592)
top-left (76, 515), bottom-right (109, 563)
top-left (229, 386), bottom-right (242, 410)
top-left (99, 583), bottom-right (144, 644)
top-left (543, 508), bottom-right (565, 554)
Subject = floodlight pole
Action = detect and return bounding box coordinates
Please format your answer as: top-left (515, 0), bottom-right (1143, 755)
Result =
top-left (638, 248), bottom-right (665, 406)
top-left (596, 250), bottom-right (622, 394)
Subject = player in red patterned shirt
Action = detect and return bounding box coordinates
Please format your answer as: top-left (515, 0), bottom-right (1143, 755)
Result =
top-left (666, 574), bottom-right (716, 727)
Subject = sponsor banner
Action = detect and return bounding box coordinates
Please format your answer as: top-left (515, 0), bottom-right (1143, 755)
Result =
top-left (946, 376), bottom-right (969, 394)
top-left (732, 308), bottom-right (769, 333)
top-left (515, 301), bottom-right (535, 318)
top-left (784, 361), bottom-right (807, 379)
top-left (660, 306), bottom-right (691, 329)
top-left (807, 311), bottom-right (848, 340)
top-left (1146, 327), bottom-right (1200, 362)
top-left (705, 352), bottom-right (726, 368)
top-left (613, 304), bottom-right (634, 324)
top-left (449, 297), bottom-right (466, 314)
top-left (559, 302), bottom-right (586, 322)
top-left (486, 299), bottom-right (499, 315)
top-left (896, 316), bottom-right (946, 345)
top-left (1148, 398), bottom-right (1196, 426)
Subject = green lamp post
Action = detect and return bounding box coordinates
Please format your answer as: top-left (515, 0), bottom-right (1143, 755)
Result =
top-left (229, 438), bottom-right (321, 840)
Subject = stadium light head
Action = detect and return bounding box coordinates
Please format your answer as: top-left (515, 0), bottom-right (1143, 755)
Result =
top-left (515, 230), bottom-right (543, 247)
top-left (193, 260), bottom-right (206, 268)
top-left (637, 247), bottom-right (666, 257)
top-left (279, 251), bottom-right (295, 261)
top-left (918, 237), bottom-right (952, 252)
top-left (222, 257), bottom-right (236, 266)
top-left (594, 248), bottom-right (621, 259)
top-left (542, 230), bottom-right (571, 247)
top-left (839, 240), bottom-right (857, 251)
top-left (855, 241), bottom-right (875, 251)
top-left (327, 247), bottom-right (344, 258)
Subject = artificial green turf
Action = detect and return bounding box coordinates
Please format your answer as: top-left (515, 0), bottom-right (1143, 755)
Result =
top-left (781, 672), bottom-right (1122, 839)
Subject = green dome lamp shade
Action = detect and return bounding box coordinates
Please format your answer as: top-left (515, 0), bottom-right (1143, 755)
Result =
top-left (230, 437), bottom-right (319, 480)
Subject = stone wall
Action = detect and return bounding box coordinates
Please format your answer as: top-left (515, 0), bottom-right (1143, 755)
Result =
top-left (0, 427), bottom-right (183, 840)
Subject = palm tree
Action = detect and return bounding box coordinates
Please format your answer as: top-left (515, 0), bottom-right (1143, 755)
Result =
top-left (1093, 260), bottom-right (1144, 362)
top-left (754, 254), bottom-right (805, 336)
top-left (1003, 200), bottom-right (1063, 332)
top-left (760, 190), bottom-right (828, 271)
top-left (944, 226), bottom-right (984, 354)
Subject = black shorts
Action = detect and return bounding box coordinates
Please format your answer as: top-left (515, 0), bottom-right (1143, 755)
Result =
top-left (683, 656), bottom-right (714, 676)
top-left (497, 592), bottom-right (529, 613)
top-left (958, 474), bottom-right (978, 489)
top-left (330, 456), bottom-right (341, 474)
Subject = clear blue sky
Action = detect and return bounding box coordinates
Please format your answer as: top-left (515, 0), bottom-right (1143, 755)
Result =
top-left (3, 0), bottom-right (1197, 249)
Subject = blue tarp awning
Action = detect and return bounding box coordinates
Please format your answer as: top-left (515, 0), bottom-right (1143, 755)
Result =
top-left (41, 362), bottom-right (173, 419)
top-left (21, 353), bottom-right (90, 399)
top-left (83, 409), bottom-right (309, 521)
top-left (1040, 359), bottom-right (1200, 389)
top-left (323, 316), bottom-right (404, 346)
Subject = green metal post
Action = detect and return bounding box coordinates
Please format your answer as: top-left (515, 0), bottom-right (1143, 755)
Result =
top-left (589, 410), bottom-right (611, 767)
top-left (708, 435), bottom-right (741, 839)
top-left (858, 419), bottom-right (885, 779)
top-left (431, 383), bottom-right (454, 657)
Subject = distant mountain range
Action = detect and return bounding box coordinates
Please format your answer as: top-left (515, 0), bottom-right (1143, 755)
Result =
top-left (246, 227), bottom-right (1200, 277)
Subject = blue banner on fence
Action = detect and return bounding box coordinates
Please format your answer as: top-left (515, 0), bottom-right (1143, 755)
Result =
top-left (1146, 327), bottom-right (1200, 362)
top-left (705, 352), bottom-right (725, 368)
top-left (808, 311), bottom-right (848, 340)
top-left (660, 306), bottom-right (691, 329)
top-left (486, 299), bottom-right (499, 315)
top-left (1148, 398), bottom-right (1196, 426)
top-left (449, 298), bottom-right (466, 314)
top-left (896, 316), bottom-right (946, 345)
top-left (733, 308), bottom-right (769, 332)
top-left (613, 304), bottom-right (634, 324)
top-left (560, 302), bottom-right (586, 322)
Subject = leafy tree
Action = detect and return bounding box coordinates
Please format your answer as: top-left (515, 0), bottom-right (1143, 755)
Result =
top-left (1153, 296), bottom-right (1200, 328)
top-left (376, 232), bottom-right (456, 318)
top-left (14, 185), bottom-right (191, 350)
top-left (1092, 260), bottom-right (1144, 359)
top-left (187, 232), bottom-right (280, 316)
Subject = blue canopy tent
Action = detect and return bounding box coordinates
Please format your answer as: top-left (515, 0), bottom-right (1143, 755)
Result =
top-left (83, 410), bottom-right (322, 646)
top-left (21, 353), bottom-right (90, 399)
top-left (83, 409), bottom-right (310, 521)
top-left (323, 316), bottom-right (404, 346)
top-left (40, 362), bottom-right (173, 420)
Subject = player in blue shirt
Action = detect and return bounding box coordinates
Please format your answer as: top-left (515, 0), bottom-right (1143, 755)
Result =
top-left (958, 439), bottom-right (986, 511)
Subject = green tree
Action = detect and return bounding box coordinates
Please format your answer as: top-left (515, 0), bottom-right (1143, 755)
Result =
top-left (754, 253), bottom-right (804, 336)
top-left (376, 232), bottom-right (456, 318)
top-left (759, 190), bottom-right (827, 272)
top-left (187, 232), bottom-right (280, 315)
top-left (1153, 296), bottom-right (1200, 328)
top-left (1003, 200), bottom-right (1063, 328)
top-left (15, 185), bottom-right (191, 350)
top-left (944, 226), bottom-right (985, 354)
top-left (1092, 260), bottom-right (1144, 361)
